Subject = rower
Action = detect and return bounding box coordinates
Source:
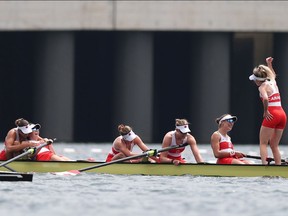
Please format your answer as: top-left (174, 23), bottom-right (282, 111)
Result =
top-left (159, 118), bottom-right (203, 165)
top-left (0, 118), bottom-right (35, 161)
top-left (210, 114), bottom-right (252, 165)
top-left (105, 124), bottom-right (159, 163)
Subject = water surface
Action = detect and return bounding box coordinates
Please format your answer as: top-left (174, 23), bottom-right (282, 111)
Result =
top-left (0, 143), bottom-right (287, 216)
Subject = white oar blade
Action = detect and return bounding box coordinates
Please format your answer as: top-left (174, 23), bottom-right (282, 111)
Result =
top-left (52, 170), bottom-right (81, 176)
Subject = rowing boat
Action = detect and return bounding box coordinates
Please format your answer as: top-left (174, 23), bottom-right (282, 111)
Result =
top-left (0, 160), bottom-right (288, 178)
top-left (0, 171), bottom-right (33, 182)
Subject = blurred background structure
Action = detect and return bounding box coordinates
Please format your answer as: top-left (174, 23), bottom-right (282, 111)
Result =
top-left (0, 1), bottom-right (288, 144)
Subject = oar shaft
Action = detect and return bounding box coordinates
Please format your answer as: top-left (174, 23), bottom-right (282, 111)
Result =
top-left (3, 165), bottom-right (17, 172)
top-left (0, 149), bottom-right (35, 167)
top-left (157, 143), bottom-right (188, 153)
top-left (78, 142), bottom-right (189, 172)
top-left (79, 152), bottom-right (149, 172)
top-left (246, 155), bottom-right (286, 163)
top-left (245, 155), bottom-right (261, 160)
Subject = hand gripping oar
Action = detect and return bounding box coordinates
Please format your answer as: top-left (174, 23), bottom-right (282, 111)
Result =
top-left (0, 139), bottom-right (53, 168)
top-left (245, 155), bottom-right (287, 165)
top-left (53, 142), bottom-right (189, 176)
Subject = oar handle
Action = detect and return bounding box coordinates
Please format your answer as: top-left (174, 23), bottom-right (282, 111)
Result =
top-left (78, 142), bottom-right (189, 172)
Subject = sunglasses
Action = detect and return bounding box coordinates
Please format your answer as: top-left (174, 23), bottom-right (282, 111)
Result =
top-left (225, 119), bottom-right (235, 123)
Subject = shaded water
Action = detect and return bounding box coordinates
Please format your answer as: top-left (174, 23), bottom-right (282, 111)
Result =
top-left (0, 143), bottom-right (288, 216)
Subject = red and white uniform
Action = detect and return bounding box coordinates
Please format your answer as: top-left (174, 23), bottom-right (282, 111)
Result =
top-left (216, 132), bottom-right (235, 164)
top-left (0, 129), bottom-right (54, 161)
top-left (33, 142), bottom-right (54, 161)
top-left (0, 150), bottom-right (6, 160)
top-left (260, 80), bottom-right (286, 129)
top-left (166, 131), bottom-right (187, 162)
top-left (105, 137), bottom-right (136, 162)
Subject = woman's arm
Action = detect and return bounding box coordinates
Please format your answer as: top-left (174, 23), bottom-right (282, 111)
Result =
top-left (134, 136), bottom-right (150, 152)
top-left (265, 57), bottom-right (276, 79)
top-left (115, 141), bottom-right (135, 157)
top-left (159, 132), bottom-right (174, 163)
top-left (210, 132), bottom-right (230, 159)
top-left (188, 135), bottom-right (203, 163)
top-left (5, 130), bottom-right (36, 153)
top-left (259, 85), bottom-right (273, 120)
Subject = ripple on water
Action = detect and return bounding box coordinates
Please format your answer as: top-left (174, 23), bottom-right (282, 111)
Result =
top-left (1, 143), bottom-right (288, 216)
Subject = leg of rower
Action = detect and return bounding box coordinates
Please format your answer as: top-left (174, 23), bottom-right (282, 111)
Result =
top-left (259, 126), bottom-right (273, 165)
top-left (50, 154), bottom-right (70, 161)
top-left (231, 159), bottom-right (246, 164)
top-left (270, 129), bottom-right (284, 165)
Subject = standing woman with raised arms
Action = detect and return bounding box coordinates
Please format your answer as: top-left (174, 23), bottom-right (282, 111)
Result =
top-left (249, 57), bottom-right (287, 165)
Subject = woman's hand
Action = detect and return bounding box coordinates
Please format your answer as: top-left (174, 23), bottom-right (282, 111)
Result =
top-left (172, 159), bottom-right (181, 166)
top-left (235, 151), bottom-right (246, 158)
top-left (263, 110), bottom-right (273, 121)
top-left (43, 138), bottom-right (54, 144)
top-left (266, 56), bottom-right (273, 65)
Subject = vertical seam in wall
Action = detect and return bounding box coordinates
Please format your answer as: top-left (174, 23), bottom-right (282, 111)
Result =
top-left (112, 0), bottom-right (117, 30)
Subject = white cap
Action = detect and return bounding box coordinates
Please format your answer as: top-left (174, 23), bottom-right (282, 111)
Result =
top-left (122, 130), bottom-right (137, 141)
top-left (219, 114), bottom-right (237, 124)
top-left (30, 123), bottom-right (41, 131)
top-left (18, 125), bottom-right (33, 134)
top-left (249, 74), bottom-right (266, 81)
top-left (176, 125), bottom-right (191, 133)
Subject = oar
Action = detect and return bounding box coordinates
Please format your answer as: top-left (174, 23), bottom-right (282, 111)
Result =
top-left (53, 142), bottom-right (189, 176)
top-left (2, 165), bottom-right (17, 172)
top-left (0, 140), bottom-right (53, 168)
top-left (246, 154), bottom-right (287, 164)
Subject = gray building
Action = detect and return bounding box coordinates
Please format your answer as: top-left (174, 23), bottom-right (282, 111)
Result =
top-left (0, 1), bottom-right (288, 144)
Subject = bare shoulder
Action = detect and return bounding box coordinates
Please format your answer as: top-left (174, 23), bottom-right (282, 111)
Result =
top-left (259, 81), bottom-right (268, 88)
top-left (211, 131), bottom-right (220, 137)
top-left (187, 133), bottom-right (195, 139)
top-left (5, 129), bottom-right (17, 145)
top-left (270, 79), bottom-right (277, 85)
top-left (113, 136), bottom-right (123, 147)
top-left (210, 131), bottom-right (221, 142)
top-left (134, 136), bottom-right (144, 144)
top-left (135, 135), bottom-right (142, 142)
top-left (163, 131), bottom-right (174, 140)
top-left (6, 128), bottom-right (16, 138)
top-left (162, 131), bottom-right (173, 146)
top-left (187, 134), bottom-right (196, 144)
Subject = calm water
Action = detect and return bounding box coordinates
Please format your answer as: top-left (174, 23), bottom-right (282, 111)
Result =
top-left (1, 143), bottom-right (288, 216)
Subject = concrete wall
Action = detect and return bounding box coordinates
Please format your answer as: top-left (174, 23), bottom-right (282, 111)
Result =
top-left (1, 1), bottom-right (288, 145)
top-left (0, 1), bottom-right (288, 31)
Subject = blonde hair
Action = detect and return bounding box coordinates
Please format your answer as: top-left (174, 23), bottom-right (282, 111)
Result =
top-left (118, 124), bottom-right (132, 135)
top-left (175, 118), bottom-right (190, 126)
top-left (252, 65), bottom-right (274, 80)
top-left (15, 118), bottom-right (29, 127)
